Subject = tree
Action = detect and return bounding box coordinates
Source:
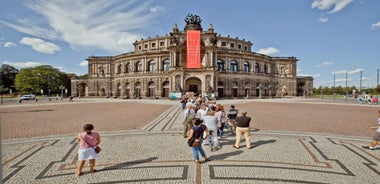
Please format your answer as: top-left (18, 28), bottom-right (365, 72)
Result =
top-left (15, 65), bottom-right (71, 95)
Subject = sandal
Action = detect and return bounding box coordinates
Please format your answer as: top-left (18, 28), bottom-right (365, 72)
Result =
top-left (233, 145), bottom-right (239, 149)
top-left (75, 172), bottom-right (82, 176)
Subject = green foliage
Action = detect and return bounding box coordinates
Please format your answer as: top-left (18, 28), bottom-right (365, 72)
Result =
top-left (15, 65), bottom-right (71, 95)
top-left (312, 85), bottom-right (378, 96)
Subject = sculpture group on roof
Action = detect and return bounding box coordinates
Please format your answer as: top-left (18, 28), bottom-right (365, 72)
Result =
top-left (184, 13), bottom-right (202, 25)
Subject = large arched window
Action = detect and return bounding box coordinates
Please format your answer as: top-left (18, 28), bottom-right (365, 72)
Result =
top-left (149, 60), bottom-right (156, 72)
top-left (136, 61), bottom-right (143, 72)
top-left (117, 64), bottom-right (122, 74)
top-left (163, 59), bottom-right (170, 72)
top-left (255, 63), bottom-right (260, 73)
top-left (216, 59), bottom-right (224, 71)
top-left (230, 60), bottom-right (238, 72)
top-left (243, 62), bottom-right (250, 73)
top-left (264, 64), bottom-right (268, 74)
top-left (126, 63), bottom-right (131, 73)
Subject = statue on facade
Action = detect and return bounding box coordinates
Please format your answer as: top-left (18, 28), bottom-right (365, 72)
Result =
top-left (184, 13), bottom-right (202, 31)
top-left (184, 13), bottom-right (202, 25)
top-left (170, 35), bottom-right (178, 45)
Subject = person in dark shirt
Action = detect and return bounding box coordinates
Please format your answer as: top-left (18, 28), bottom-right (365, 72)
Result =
top-left (227, 105), bottom-right (238, 135)
top-left (233, 111), bottom-right (252, 149)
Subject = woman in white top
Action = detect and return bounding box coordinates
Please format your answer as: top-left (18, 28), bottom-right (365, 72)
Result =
top-left (203, 110), bottom-right (219, 147)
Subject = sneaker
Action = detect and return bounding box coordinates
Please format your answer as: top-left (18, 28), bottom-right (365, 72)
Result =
top-left (362, 146), bottom-right (375, 150)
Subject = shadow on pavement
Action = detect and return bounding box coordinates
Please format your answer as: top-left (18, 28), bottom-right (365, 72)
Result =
top-left (100, 157), bottom-right (158, 171)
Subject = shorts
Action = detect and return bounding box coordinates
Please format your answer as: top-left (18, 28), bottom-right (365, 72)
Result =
top-left (78, 147), bottom-right (99, 161)
top-left (372, 132), bottom-right (380, 141)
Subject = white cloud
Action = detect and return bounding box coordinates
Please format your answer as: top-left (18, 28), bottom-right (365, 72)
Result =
top-left (317, 61), bottom-right (334, 67)
top-left (311, 0), bottom-right (353, 14)
top-left (2, 60), bottom-right (43, 69)
top-left (257, 47), bottom-right (280, 56)
top-left (348, 68), bottom-right (362, 74)
top-left (3, 41), bottom-right (16, 47)
top-left (333, 68), bottom-right (363, 75)
top-left (19, 37), bottom-right (61, 54)
top-left (318, 17), bottom-right (329, 22)
top-left (371, 21), bottom-right (380, 29)
top-left (0, 0), bottom-right (165, 54)
top-left (79, 60), bottom-right (88, 67)
top-left (333, 70), bottom-right (348, 75)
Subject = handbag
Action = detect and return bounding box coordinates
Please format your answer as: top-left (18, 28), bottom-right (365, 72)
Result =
top-left (81, 135), bottom-right (101, 153)
top-left (190, 139), bottom-right (201, 147)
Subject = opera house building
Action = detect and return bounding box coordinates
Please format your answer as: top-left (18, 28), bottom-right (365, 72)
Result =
top-left (71, 14), bottom-right (313, 99)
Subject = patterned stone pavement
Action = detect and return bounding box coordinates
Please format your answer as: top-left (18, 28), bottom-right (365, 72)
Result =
top-left (1, 98), bottom-right (380, 183)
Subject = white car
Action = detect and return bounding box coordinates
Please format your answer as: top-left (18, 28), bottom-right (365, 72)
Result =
top-left (19, 94), bottom-right (36, 100)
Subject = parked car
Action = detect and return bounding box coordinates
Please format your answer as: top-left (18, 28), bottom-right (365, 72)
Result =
top-left (19, 94), bottom-right (36, 100)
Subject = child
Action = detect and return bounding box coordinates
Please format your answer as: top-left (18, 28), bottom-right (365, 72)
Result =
top-left (363, 110), bottom-right (380, 150)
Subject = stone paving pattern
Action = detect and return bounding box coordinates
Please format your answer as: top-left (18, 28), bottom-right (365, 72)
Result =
top-left (1, 98), bottom-right (380, 183)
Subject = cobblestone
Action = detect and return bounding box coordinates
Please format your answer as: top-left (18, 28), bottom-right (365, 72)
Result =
top-left (1, 98), bottom-right (379, 183)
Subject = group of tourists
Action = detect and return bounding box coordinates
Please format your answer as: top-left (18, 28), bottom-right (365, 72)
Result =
top-left (182, 95), bottom-right (253, 163)
top-left (74, 100), bottom-right (380, 176)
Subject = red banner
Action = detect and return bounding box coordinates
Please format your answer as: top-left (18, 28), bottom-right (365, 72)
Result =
top-left (187, 30), bottom-right (201, 68)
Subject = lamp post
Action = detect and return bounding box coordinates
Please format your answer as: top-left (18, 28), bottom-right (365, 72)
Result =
top-left (377, 68), bottom-right (379, 105)
top-left (345, 72), bottom-right (348, 103)
top-left (333, 73), bottom-right (336, 102)
top-left (0, 69), bottom-right (3, 105)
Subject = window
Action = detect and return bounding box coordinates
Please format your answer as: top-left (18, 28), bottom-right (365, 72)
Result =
top-left (138, 46), bottom-right (142, 50)
top-left (230, 61), bottom-right (238, 72)
top-left (136, 61), bottom-right (143, 72)
top-left (244, 46), bottom-right (248, 51)
top-left (238, 44), bottom-right (242, 49)
top-left (163, 59), bottom-right (170, 72)
top-left (255, 63), bottom-right (260, 73)
top-left (264, 64), bottom-right (268, 74)
top-left (144, 44), bottom-right (148, 49)
top-left (117, 64), bottom-right (122, 74)
top-left (222, 42), bottom-right (227, 46)
top-left (151, 42), bottom-right (156, 48)
top-left (126, 63), bottom-right (131, 73)
top-left (149, 60), bottom-right (156, 72)
top-left (216, 59), bottom-right (224, 71)
top-left (160, 41), bottom-right (165, 46)
top-left (244, 62), bottom-right (250, 72)
top-left (230, 43), bottom-right (235, 48)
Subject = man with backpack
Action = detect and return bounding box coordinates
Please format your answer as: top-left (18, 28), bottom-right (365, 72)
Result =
top-left (183, 103), bottom-right (196, 138)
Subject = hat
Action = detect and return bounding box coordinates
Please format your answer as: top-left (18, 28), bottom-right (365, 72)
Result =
top-left (241, 111), bottom-right (247, 115)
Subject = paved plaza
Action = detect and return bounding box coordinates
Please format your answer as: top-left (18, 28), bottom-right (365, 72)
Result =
top-left (1, 98), bottom-right (380, 183)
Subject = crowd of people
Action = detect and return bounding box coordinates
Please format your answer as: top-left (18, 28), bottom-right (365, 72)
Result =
top-left (74, 96), bottom-right (380, 176)
top-left (181, 94), bottom-right (253, 163)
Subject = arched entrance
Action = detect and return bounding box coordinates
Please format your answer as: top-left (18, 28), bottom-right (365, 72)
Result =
top-left (162, 81), bottom-right (169, 97)
top-left (116, 83), bottom-right (121, 97)
top-left (125, 82), bottom-right (130, 98)
top-left (186, 77), bottom-right (201, 94)
top-left (217, 81), bottom-right (224, 97)
top-left (148, 81), bottom-right (155, 97)
top-left (134, 82), bottom-right (141, 98)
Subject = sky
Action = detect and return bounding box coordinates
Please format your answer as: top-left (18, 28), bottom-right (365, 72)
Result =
top-left (0, 0), bottom-right (379, 88)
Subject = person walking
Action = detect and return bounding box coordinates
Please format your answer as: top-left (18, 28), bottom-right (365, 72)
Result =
top-left (363, 110), bottom-right (380, 150)
top-left (203, 110), bottom-right (219, 148)
top-left (188, 118), bottom-right (210, 163)
top-left (76, 124), bottom-right (101, 176)
top-left (183, 103), bottom-right (195, 138)
top-left (227, 105), bottom-right (239, 135)
top-left (233, 111), bottom-right (252, 149)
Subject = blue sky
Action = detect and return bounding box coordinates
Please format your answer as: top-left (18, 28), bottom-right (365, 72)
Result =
top-left (0, 0), bottom-right (379, 88)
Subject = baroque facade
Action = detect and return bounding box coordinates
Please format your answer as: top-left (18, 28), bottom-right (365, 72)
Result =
top-left (71, 15), bottom-right (313, 99)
